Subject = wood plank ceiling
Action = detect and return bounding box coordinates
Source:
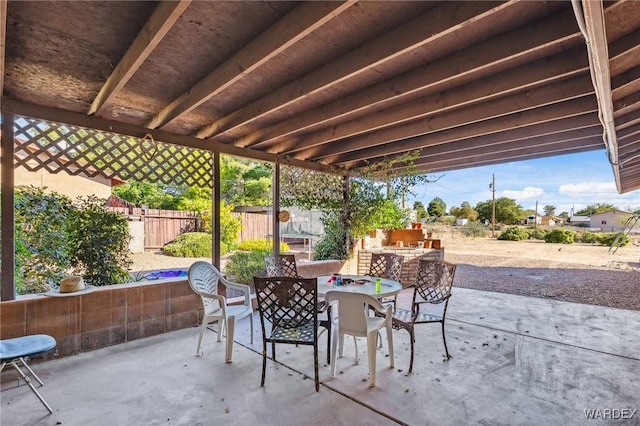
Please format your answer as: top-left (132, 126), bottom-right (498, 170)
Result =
top-left (2, 1), bottom-right (639, 192)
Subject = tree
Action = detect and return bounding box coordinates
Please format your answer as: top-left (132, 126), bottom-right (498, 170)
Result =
top-left (413, 201), bottom-right (428, 220)
top-left (475, 197), bottom-right (522, 224)
top-left (450, 201), bottom-right (478, 221)
top-left (427, 197), bottom-right (446, 217)
top-left (543, 205), bottom-right (556, 216)
top-left (575, 203), bottom-right (616, 216)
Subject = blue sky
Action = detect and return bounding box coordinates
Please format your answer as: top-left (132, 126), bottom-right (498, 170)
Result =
top-left (407, 149), bottom-right (640, 215)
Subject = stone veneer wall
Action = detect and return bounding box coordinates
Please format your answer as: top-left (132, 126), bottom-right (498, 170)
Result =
top-left (358, 248), bottom-right (445, 286)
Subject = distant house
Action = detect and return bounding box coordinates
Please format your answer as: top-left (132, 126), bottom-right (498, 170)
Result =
top-left (541, 216), bottom-right (556, 226)
top-left (525, 215), bottom-right (542, 225)
top-left (568, 215), bottom-right (590, 226)
top-left (590, 210), bottom-right (638, 232)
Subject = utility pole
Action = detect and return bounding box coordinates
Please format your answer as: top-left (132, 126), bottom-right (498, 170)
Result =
top-left (534, 200), bottom-right (539, 229)
top-left (490, 174), bottom-right (496, 237)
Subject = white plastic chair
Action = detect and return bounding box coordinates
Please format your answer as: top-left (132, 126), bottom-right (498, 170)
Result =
top-left (324, 291), bottom-right (394, 387)
top-left (187, 261), bottom-right (254, 363)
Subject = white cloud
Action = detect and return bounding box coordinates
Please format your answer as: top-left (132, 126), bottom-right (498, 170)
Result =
top-left (501, 186), bottom-right (545, 200)
top-left (558, 181), bottom-right (617, 198)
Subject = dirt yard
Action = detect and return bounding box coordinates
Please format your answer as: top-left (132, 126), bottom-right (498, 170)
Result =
top-left (440, 233), bottom-right (640, 311)
top-left (130, 233), bottom-right (640, 311)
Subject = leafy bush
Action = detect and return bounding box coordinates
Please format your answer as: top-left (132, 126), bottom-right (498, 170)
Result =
top-left (67, 196), bottom-right (132, 286)
top-left (498, 226), bottom-right (530, 241)
top-left (13, 186), bottom-right (74, 294)
top-left (578, 231), bottom-right (599, 244)
top-left (544, 229), bottom-right (575, 244)
top-left (313, 211), bottom-right (350, 260)
top-left (163, 232), bottom-right (229, 257)
top-left (236, 239), bottom-right (290, 252)
top-left (529, 228), bottom-right (549, 240)
top-left (597, 232), bottom-right (631, 247)
top-left (460, 222), bottom-right (486, 237)
top-left (224, 251), bottom-right (267, 285)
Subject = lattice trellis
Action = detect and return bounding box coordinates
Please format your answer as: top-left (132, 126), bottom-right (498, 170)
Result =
top-left (280, 165), bottom-right (343, 207)
top-left (13, 116), bottom-right (213, 188)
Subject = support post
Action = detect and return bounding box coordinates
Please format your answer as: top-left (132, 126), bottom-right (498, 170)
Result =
top-left (272, 161), bottom-right (280, 255)
top-left (1, 107), bottom-right (15, 300)
top-left (212, 151), bottom-right (221, 269)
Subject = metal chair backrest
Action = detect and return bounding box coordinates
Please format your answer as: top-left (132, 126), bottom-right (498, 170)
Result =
top-left (368, 253), bottom-right (403, 282)
top-left (264, 254), bottom-right (299, 278)
top-left (254, 276), bottom-right (318, 332)
top-left (413, 259), bottom-right (456, 305)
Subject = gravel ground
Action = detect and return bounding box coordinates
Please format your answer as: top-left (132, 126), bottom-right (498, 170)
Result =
top-left (448, 253), bottom-right (640, 311)
top-left (443, 236), bottom-right (640, 311)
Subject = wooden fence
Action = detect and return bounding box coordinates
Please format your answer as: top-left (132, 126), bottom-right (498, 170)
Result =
top-left (232, 212), bottom-right (272, 241)
top-left (108, 208), bottom-right (272, 251)
top-left (108, 207), bottom-right (198, 251)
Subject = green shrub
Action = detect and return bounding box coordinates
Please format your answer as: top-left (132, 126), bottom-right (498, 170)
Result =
top-left (528, 228), bottom-right (549, 240)
top-left (544, 229), bottom-right (575, 244)
top-left (163, 232), bottom-right (229, 257)
top-left (13, 186), bottom-right (74, 294)
top-left (224, 251), bottom-right (267, 285)
top-left (67, 196), bottom-right (132, 286)
top-left (579, 231), bottom-right (599, 244)
top-left (597, 232), bottom-right (631, 247)
top-left (498, 226), bottom-right (530, 241)
top-left (460, 222), bottom-right (486, 237)
top-left (236, 239), bottom-right (290, 252)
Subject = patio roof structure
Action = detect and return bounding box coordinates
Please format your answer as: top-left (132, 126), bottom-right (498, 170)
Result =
top-left (1, 0), bottom-right (639, 189)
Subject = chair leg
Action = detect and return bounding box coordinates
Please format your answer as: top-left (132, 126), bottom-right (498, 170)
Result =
top-left (249, 315), bottom-right (254, 345)
top-left (17, 357), bottom-right (44, 386)
top-left (313, 343), bottom-right (320, 392)
top-left (225, 317), bottom-right (235, 363)
top-left (352, 336), bottom-right (359, 363)
top-left (386, 323), bottom-right (394, 369)
top-left (217, 319), bottom-right (225, 342)
top-left (9, 359), bottom-right (53, 414)
top-left (409, 327), bottom-right (415, 373)
top-left (196, 320), bottom-right (208, 356)
top-left (441, 320), bottom-right (451, 359)
top-left (330, 328), bottom-right (339, 378)
top-left (367, 332), bottom-right (377, 387)
top-left (261, 341), bottom-right (267, 387)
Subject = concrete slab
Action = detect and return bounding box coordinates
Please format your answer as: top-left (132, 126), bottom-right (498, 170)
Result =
top-left (2, 288), bottom-right (639, 426)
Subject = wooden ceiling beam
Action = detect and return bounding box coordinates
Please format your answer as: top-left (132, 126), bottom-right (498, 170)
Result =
top-left (279, 49), bottom-right (588, 156)
top-left (146, 1), bottom-right (355, 130)
top-left (413, 127), bottom-right (602, 166)
top-left (329, 96), bottom-right (598, 168)
top-left (88, 1), bottom-right (191, 116)
top-left (195, 0), bottom-right (511, 139)
top-left (0, 0), bottom-right (6, 108)
top-left (618, 123), bottom-right (640, 141)
top-left (309, 75), bottom-right (595, 164)
top-left (237, 7), bottom-right (583, 150)
top-left (614, 91), bottom-right (640, 117)
top-left (580, 0), bottom-right (620, 190)
top-left (412, 137), bottom-right (603, 174)
top-left (407, 117), bottom-right (600, 160)
top-left (616, 108), bottom-right (640, 131)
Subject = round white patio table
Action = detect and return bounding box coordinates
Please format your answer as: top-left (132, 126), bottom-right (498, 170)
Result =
top-left (317, 275), bottom-right (402, 299)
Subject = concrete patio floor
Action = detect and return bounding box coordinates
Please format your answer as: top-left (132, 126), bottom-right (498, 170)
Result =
top-left (2, 288), bottom-right (639, 426)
